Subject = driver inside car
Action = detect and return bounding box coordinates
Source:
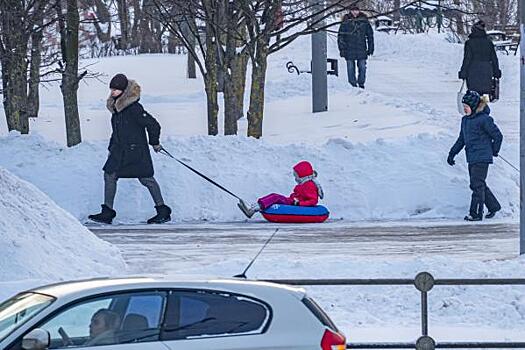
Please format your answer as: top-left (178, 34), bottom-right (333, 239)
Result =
top-left (84, 309), bottom-right (120, 347)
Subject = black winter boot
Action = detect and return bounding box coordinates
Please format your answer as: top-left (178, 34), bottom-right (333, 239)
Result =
top-left (147, 205), bottom-right (172, 224)
top-left (464, 214), bottom-right (482, 222)
top-left (88, 204), bottom-right (116, 224)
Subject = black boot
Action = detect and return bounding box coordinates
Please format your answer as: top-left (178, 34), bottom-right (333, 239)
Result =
top-left (147, 205), bottom-right (172, 224)
top-left (88, 204), bottom-right (116, 224)
top-left (485, 209), bottom-right (500, 219)
top-left (464, 214), bottom-right (482, 222)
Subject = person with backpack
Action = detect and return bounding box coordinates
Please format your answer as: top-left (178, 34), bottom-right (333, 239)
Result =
top-left (337, 4), bottom-right (374, 89)
top-left (88, 74), bottom-right (172, 224)
top-left (447, 90), bottom-right (503, 221)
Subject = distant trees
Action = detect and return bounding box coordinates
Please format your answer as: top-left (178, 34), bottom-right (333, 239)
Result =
top-left (0, 0), bottom-right (520, 143)
top-left (154, 0), bottom-right (352, 138)
top-left (0, 1), bottom-right (52, 134)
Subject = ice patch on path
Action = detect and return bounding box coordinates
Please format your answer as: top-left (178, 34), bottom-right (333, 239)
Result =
top-left (0, 132), bottom-right (519, 223)
top-left (0, 166), bottom-right (126, 299)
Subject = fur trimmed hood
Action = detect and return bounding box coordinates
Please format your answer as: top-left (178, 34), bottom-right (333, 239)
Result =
top-left (475, 95), bottom-right (490, 114)
top-left (106, 79), bottom-right (141, 113)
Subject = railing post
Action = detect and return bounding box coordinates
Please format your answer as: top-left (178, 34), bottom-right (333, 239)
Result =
top-left (421, 291), bottom-right (428, 336)
top-left (414, 272), bottom-right (435, 339)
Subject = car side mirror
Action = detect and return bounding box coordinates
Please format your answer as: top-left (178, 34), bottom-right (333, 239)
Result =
top-left (22, 329), bottom-right (50, 350)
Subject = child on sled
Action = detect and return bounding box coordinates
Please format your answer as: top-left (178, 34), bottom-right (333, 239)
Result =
top-left (238, 161), bottom-right (324, 218)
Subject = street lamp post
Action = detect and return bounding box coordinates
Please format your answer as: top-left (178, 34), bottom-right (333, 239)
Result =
top-left (519, 0), bottom-right (525, 255)
top-left (311, 0), bottom-right (328, 113)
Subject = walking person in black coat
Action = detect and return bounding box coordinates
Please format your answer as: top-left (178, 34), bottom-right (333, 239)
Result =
top-left (89, 74), bottom-right (172, 224)
top-left (458, 20), bottom-right (501, 95)
top-left (337, 4), bottom-right (374, 89)
top-left (447, 90), bottom-right (503, 221)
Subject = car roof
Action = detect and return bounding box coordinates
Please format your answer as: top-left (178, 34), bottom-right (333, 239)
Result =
top-left (26, 277), bottom-right (306, 302)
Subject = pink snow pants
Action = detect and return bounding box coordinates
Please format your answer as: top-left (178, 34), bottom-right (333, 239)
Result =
top-left (257, 193), bottom-right (293, 211)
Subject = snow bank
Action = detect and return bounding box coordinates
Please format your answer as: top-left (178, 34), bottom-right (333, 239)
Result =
top-left (0, 166), bottom-right (126, 298)
top-left (0, 31), bottom-right (519, 223)
top-left (0, 132), bottom-right (519, 223)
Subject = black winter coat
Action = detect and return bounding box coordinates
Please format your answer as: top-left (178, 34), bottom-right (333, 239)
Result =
top-left (459, 28), bottom-right (501, 95)
top-left (103, 80), bottom-right (161, 178)
top-left (337, 13), bottom-right (374, 61)
top-left (449, 105), bottom-right (503, 165)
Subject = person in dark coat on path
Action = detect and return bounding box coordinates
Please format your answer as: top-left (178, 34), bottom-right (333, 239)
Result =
top-left (337, 5), bottom-right (374, 89)
top-left (447, 90), bottom-right (503, 221)
top-left (458, 20), bottom-right (501, 95)
top-left (89, 74), bottom-right (172, 224)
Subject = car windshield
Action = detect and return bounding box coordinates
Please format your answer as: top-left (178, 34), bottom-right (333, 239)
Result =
top-left (0, 292), bottom-right (55, 341)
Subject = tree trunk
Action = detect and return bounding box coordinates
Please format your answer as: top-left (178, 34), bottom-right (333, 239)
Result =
top-left (181, 16), bottom-right (197, 78)
top-left (247, 39), bottom-right (269, 139)
top-left (167, 31), bottom-right (179, 53)
top-left (139, 0), bottom-right (163, 53)
top-left (233, 51), bottom-right (249, 121)
top-left (0, 2), bottom-right (30, 133)
top-left (518, 0), bottom-right (522, 25)
top-left (130, 0), bottom-right (142, 48)
top-left (116, 0), bottom-right (129, 49)
top-left (454, 0), bottom-right (465, 35)
top-left (393, 0), bottom-right (401, 22)
top-left (204, 74), bottom-right (219, 136)
top-left (3, 57), bottom-right (29, 133)
top-left (28, 21), bottom-right (43, 119)
top-left (59, 0), bottom-right (82, 147)
top-left (187, 52), bottom-right (197, 79)
top-left (1, 63), bottom-right (10, 120)
top-left (223, 75), bottom-right (238, 135)
top-left (204, 26), bottom-right (218, 135)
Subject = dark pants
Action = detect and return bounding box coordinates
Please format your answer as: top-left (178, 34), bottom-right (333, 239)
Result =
top-left (468, 163), bottom-right (501, 218)
top-left (104, 172), bottom-right (165, 209)
top-left (346, 59), bottom-right (367, 87)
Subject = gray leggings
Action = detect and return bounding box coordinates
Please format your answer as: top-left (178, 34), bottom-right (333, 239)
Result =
top-left (104, 172), bottom-right (165, 209)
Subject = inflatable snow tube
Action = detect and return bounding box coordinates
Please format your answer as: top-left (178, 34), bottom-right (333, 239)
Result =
top-left (261, 204), bottom-right (330, 223)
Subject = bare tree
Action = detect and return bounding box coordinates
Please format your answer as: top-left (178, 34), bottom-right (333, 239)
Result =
top-left (27, 15), bottom-right (45, 119)
top-left (154, 1), bottom-right (222, 135)
top-left (0, 0), bottom-right (50, 134)
top-left (116, 0), bottom-right (130, 49)
top-left (56, 0), bottom-right (85, 147)
top-left (139, 0), bottom-right (164, 53)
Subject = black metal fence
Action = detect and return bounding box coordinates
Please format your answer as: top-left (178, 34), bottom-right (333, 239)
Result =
top-left (265, 272), bottom-right (525, 350)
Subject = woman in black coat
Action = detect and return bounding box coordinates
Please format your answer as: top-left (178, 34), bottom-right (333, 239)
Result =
top-left (89, 74), bottom-right (171, 224)
top-left (458, 20), bottom-right (501, 95)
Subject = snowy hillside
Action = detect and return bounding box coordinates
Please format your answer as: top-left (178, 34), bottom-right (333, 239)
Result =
top-left (0, 32), bottom-right (520, 223)
top-left (0, 167), bottom-right (126, 300)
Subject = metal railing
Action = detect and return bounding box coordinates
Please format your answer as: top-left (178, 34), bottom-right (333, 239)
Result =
top-left (265, 272), bottom-right (525, 350)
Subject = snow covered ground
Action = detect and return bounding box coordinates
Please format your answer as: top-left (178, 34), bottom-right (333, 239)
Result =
top-left (0, 167), bottom-right (127, 301)
top-left (0, 32), bottom-right (520, 223)
top-left (0, 31), bottom-right (523, 342)
top-left (90, 222), bottom-right (525, 342)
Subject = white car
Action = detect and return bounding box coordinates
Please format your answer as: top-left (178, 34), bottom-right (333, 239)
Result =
top-left (0, 277), bottom-right (346, 350)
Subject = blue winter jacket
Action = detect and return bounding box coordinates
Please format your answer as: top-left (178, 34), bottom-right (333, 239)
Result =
top-left (449, 106), bottom-right (503, 164)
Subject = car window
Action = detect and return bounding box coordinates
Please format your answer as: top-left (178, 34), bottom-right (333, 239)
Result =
top-left (162, 290), bottom-right (270, 340)
top-left (124, 294), bottom-right (163, 328)
top-left (0, 293), bottom-right (54, 342)
top-left (36, 291), bottom-right (166, 348)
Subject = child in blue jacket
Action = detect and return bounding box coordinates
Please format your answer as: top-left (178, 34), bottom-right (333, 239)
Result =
top-left (448, 90), bottom-right (503, 221)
